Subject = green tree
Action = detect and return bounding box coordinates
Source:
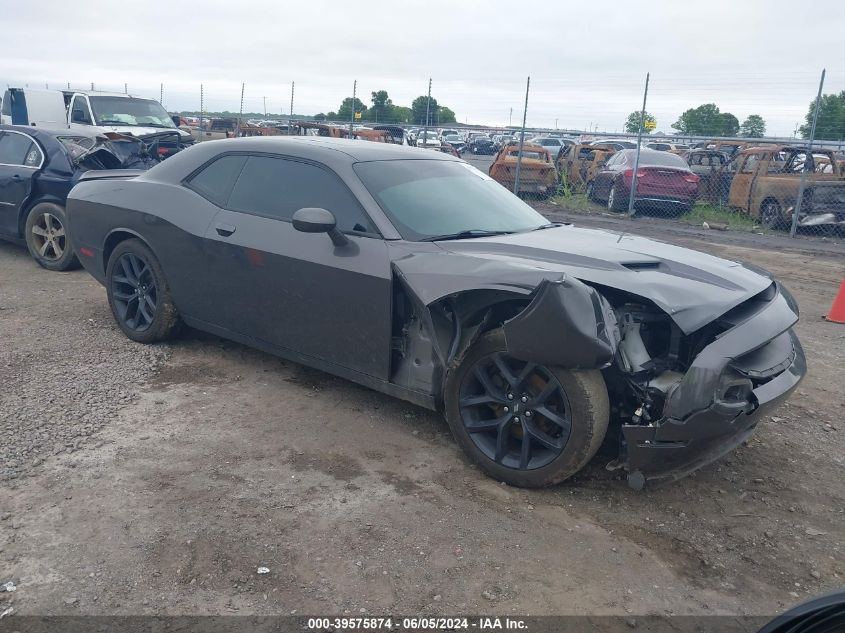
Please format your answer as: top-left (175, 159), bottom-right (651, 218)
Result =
top-left (411, 95), bottom-right (439, 125)
top-left (671, 103), bottom-right (739, 136)
top-left (624, 110), bottom-right (656, 134)
top-left (438, 106), bottom-right (457, 124)
top-left (799, 92), bottom-right (845, 140)
top-left (719, 112), bottom-right (740, 136)
top-left (313, 112), bottom-right (327, 121)
top-left (739, 114), bottom-right (766, 137)
top-left (337, 97), bottom-right (367, 121)
top-left (392, 106), bottom-right (412, 123)
top-left (326, 111), bottom-right (337, 120)
top-left (370, 90), bottom-right (394, 122)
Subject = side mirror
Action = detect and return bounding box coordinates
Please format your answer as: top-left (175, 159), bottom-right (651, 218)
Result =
top-left (292, 207), bottom-right (348, 247)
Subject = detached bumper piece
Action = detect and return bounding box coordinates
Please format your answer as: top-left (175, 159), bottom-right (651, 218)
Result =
top-left (622, 284), bottom-right (806, 489)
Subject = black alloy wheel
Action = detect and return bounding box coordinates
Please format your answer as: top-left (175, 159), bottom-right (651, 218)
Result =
top-left (458, 352), bottom-right (572, 470)
top-left (111, 252), bottom-right (158, 332)
top-left (105, 239), bottom-right (181, 343)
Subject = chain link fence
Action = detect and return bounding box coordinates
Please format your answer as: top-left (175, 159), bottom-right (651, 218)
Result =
top-left (31, 71), bottom-right (845, 243)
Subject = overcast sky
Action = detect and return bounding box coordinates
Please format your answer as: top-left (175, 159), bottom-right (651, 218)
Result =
top-left (3, 0), bottom-right (843, 136)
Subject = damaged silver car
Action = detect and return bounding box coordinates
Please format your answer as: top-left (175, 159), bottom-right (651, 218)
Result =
top-left (65, 138), bottom-right (806, 488)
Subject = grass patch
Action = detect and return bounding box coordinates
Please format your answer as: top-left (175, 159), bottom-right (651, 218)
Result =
top-left (549, 192), bottom-right (606, 213)
top-left (680, 203), bottom-right (759, 232)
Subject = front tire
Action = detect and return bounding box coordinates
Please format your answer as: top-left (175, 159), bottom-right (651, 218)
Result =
top-left (24, 202), bottom-right (80, 271)
top-left (444, 329), bottom-right (609, 487)
top-left (106, 239), bottom-right (181, 343)
top-left (760, 199), bottom-right (785, 230)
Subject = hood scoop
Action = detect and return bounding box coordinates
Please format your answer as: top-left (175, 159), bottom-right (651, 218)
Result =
top-left (621, 261), bottom-right (662, 271)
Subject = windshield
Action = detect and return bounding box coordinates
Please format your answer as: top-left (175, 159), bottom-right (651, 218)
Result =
top-left (445, 135), bottom-right (461, 141)
top-left (354, 160), bottom-right (548, 241)
top-left (89, 96), bottom-right (176, 128)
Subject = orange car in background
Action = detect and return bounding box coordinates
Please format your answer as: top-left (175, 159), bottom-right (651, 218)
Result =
top-left (489, 144), bottom-right (558, 196)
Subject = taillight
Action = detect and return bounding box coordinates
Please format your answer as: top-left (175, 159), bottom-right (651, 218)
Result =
top-left (623, 169), bottom-right (646, 178)
top-left (683, 173), bottom-right (700, 183)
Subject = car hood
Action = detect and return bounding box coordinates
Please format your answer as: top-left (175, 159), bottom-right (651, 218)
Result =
top-left (393, 225), bottom-right (772, 334)
top-left (95, 125), bottom-right (191, 141)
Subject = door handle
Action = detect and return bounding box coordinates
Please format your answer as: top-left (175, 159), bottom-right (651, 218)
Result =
top-left (12, 174), bottom-right (22, 181)
top-left (215, 223), bottom-right (236, 237)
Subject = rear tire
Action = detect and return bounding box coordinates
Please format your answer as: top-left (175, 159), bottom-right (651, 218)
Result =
top-left (444, 329), bottom-right (609, 488)
top-left (608, 183), bottom-right (627, 212)
top-left (24, 202), bottom-right (80, 271)
top-left (106, 239), bottom-right (181, 344)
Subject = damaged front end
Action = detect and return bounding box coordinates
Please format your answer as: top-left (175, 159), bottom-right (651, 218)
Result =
top-left (391, 246), bottom-right (805, 489)
top-left (602, 281), bottom-right (805, 488)
top-left (59, 132), bottom-right (160, 172)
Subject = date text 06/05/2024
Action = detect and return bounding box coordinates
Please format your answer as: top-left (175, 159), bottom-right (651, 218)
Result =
top-left (306, 616), bottom-right (528, 630)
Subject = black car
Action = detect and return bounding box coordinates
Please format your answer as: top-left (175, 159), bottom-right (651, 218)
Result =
top-left (0, 125), bottom-right (157, 270)
top-left (66, 137), bottom-right (805, 489)
top-left (467, 137), bottom-right (496, 155)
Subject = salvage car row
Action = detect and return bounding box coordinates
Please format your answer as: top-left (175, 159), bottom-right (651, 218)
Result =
top-left (0, 123), bottom-right (807, 490)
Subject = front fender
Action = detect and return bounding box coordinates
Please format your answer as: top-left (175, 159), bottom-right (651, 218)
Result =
top-left (503, 277), bottom-right (620, 369)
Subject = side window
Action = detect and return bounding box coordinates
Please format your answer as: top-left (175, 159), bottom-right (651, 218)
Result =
top-left (70, 96), bottom-right (92, 124)
top-left (227, 156), bottom-right (376, 234)
top-left (739, 154), bottom-right (761, 174)
top-left (0, 132), bottom-right (38, 166)
top-left (186, 155), bottom-right (248, 206)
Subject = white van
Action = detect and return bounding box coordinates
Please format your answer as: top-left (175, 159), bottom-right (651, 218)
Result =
top-left (0, 88), bottom-right (68, 128)
top-left (1, 88), bottom-right (193, 153)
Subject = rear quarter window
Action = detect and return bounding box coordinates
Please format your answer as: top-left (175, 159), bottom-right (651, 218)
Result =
top-left (186, 154), bottom-right (248, 206)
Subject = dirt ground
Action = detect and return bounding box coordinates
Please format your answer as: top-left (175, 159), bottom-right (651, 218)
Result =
top-left (1, 213), bottom-right (843, 620)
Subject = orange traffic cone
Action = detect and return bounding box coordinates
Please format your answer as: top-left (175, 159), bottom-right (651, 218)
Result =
top-left (827, 279), bottom-right (845, 323)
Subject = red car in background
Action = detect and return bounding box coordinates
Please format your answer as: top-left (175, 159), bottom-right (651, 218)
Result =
top-left (587, 148), bottom-right (699, 214)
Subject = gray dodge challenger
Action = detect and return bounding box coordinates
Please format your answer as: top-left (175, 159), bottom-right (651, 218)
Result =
top-left (66, 137), bottom-right (806, 488)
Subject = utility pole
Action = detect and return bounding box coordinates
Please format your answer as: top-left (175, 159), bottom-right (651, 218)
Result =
top-left (513, 76), bottom-right (531, 195)
top-left (509, 107), bottom-right (513, 127)
top-left (791, 69), bottom-right (826, 237)
top-left (422, 78), bottom-right (432, 146)
top-left (627, 72), bottom-right (650, 216)
top-left (263, 96), bottom-right (267, 116)
top-left (160, 83), bottom-right (164, 106)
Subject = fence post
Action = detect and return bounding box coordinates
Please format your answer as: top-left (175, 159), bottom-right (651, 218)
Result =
top-left (790, 69), bottom-right (826, 237)
top-left (513, 76), bottom-right (531, 195)
top-left (423, 78), bottom-right (432, 146)
top-left (237, 83), bottom-right (245, 136)
top-left (160, 83), bottom-right (163, 105)
top-left (200, 84), bottom-right (204, 131)
top-left (627, 72), bottom-right (650, 216)
top-left (349, 80), bottom-right (356, 139)
top-left (289, 81), bottom-right (295, 134)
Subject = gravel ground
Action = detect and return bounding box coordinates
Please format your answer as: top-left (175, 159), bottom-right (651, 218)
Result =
top-left (0, 250), bottom-right (168, 481)
top-left (0, 216), bottom-right (843, 620)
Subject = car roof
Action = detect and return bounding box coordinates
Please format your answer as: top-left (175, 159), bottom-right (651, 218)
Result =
top-left (141, 136), bottom-right (462, 184)
top-left (0, 124), bottom-right (100, 140)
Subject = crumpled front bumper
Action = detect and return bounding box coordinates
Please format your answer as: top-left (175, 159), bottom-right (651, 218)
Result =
top-left (620, 283), bottom-right (806, 489)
